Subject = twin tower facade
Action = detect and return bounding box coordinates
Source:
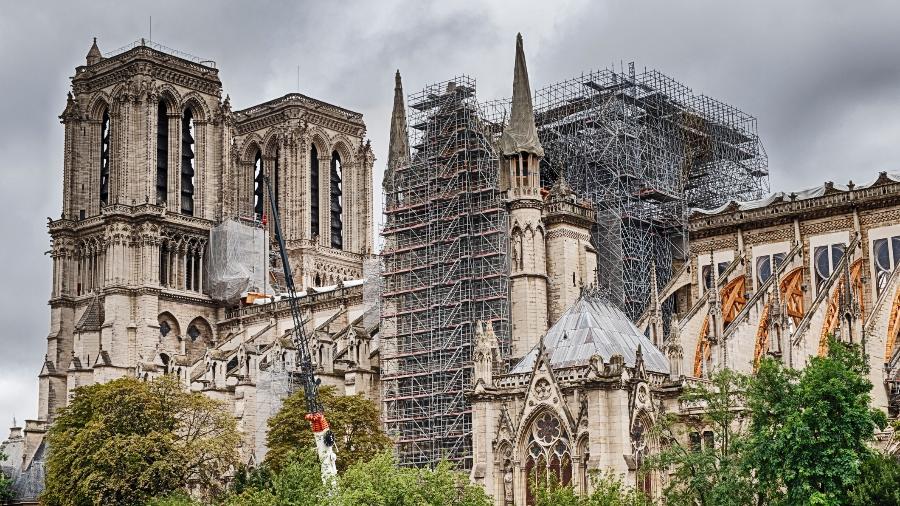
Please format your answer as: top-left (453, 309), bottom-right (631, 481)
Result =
top-left (41, 39), bottom-right (374, 425)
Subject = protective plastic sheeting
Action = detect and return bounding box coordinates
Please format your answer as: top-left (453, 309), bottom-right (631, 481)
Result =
top-left (206, 219), bottom-right (269, 303)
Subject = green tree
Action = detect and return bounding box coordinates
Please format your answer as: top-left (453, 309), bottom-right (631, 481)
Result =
top-left (848, 451), bottom-right (900, 506)
top-left (226, 451), bottom-right (490, 506)
top-left (336, 452), bottom-right (491, 506)
top-left (531, 471), bottom-right (653, 506)
top-left (265, 385), bottom-right (391, 473)
top-left (42, 376), bottom-right (239, 506)
top-left (146, 492), bottom-right (200, 506)
top-left (0, 449), bottom-right (13, 504)
top-left (644, 368), bottom-right (753, 506)
top-left (745, 339), bottom-right (888, 505)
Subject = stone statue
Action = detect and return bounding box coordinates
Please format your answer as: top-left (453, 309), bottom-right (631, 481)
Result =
top-left (503, 464), bottom-right (514, 505)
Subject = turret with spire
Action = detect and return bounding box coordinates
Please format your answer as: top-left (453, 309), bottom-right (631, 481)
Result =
top-left (86, 37), bottom-right (102, 66)
top-left (504, 34), bottom-right (550, 358)
top-left (501, 33), bottom-right (543, 193)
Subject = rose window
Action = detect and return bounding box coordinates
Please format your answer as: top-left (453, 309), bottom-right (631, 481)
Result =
top-left (534, 412), bottom-right (561, 444)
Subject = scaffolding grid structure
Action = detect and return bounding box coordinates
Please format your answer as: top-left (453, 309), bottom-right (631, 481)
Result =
top-left (521, 65), bottom-right (769, 321)
top-left (381, 66), bottom-right (769, 469)
top-left (380, 76), bottom-right (509, 469)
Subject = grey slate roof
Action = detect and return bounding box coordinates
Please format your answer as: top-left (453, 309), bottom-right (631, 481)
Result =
top-left (510, 295), bottom-right (669, 375)
top-left (75, 296), bottom-right (103, 332)
top-left (692, 171), bottom-right (900, 216)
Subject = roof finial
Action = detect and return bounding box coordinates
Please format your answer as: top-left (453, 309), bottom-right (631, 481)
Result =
top-left (500, 33), bottom-right (543, 158)
top-left (86, 37), bottom-right (103, 66)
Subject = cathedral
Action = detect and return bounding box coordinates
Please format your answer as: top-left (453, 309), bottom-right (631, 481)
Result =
top-left (3, 34), bottom-right (900, 506)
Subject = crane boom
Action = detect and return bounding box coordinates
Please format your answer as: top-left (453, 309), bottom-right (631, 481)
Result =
top-left (263, 175), bottom-right (337, 483)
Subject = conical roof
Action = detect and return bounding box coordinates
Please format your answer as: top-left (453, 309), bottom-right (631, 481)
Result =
top-left (500, 33), bottom-right (544, 157)
top-left (86, 37), bottom-right (102, 65)
top-left (510, 293), bottom-right (669, 374)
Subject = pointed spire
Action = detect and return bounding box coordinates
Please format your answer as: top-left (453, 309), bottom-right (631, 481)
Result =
top-left (500, 33), bottom-right (544, 158)
top-left (388, 70), bottom-right (410, 169)
top-left (86, 37), bottom-right (103, 66)
top-left (707, 251), bottom-right (719, 305)
top-left (385, 70), bottom-right (410, 194)
top-left (648, 261), bottom-right (663, 348)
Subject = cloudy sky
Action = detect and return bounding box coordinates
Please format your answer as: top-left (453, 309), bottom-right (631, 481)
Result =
top-left (2, 0), bottom-right (900, 432)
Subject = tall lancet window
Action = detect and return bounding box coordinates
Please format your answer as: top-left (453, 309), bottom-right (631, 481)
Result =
top-left (310, 145), bottom-right (320, 237)
top-left (99, 109), bottom-right (110, 206)
top-left (180, 108), bottom-right (195, 215)
top-left (253, 150), bottom-right (264, 221)
top-left (330, 151), bottom-right (343, 249)
top-left (156, 101), bottom-right (169, 205)
top-left (273, 148), bottom-right (280, 211)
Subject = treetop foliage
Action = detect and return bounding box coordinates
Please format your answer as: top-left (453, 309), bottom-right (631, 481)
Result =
top-left (42, 376), bottom-right (239, 506)
top-left (265, 385), bottom-right (391, 473)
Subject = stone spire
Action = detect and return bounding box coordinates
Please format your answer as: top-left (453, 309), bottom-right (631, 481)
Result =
top-left (86, 37), bottom-right (103, 66)
top-left (836, 254), bottom-right (861, 344)
top-left (648, 261), bottom-right (663, 348)
top-left (666, 315), bottom-right (683, 381)
top-left (500, 33), bottom-right (543, 158)
top-left (385, 70), bottom-right (409, 194)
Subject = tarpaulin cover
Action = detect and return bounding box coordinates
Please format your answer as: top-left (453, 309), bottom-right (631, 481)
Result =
top-left (206, 219), bottom-right (268, 303)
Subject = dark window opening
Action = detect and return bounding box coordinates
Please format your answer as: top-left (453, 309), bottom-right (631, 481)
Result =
top-left (702, 430), bottom-right (715, 450)
top-left (702, 260), bottom-right (731, 291)
top-left (156, 101), bottom-right (168, 205)
top-left (100, 110), bottom-right (110, 206)
top-left (186, 253), bottom-right (194, 291)
top-left (814, 243), bottom-right (846, 291)
top-left (689, 431), bottom-right (701, 452)
top-left (310, 145), bottom-right (320, 237)
top-left (180, 109), bottom-right (195, 215)
top-left (193, 252), bottom-right (201, 291)
top-left (330, 151), bottom-right (343, 249)
top-left (253, 150), bottom-right (264, 221)
top-left (159, 245), bottom-right (168, 286)
top-left (874, 236), bottom-right (900, 296)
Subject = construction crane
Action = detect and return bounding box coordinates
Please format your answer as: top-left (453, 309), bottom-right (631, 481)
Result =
top-left (264, 175), bottom-right (337, 483)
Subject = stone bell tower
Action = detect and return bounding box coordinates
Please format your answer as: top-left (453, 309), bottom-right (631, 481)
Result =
top-left (43, 38), bottom-right (225, 420)
top-left (502, 34), bottom-right (549, 359)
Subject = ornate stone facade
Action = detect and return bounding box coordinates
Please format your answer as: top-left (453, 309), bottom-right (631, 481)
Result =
top-left (1, 39), bottom-right (376, 502)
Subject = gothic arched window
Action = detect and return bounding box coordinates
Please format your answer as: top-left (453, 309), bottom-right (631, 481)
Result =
top-left (156, 101), bottom-right (169, 205)
top-left (180, 108), bottom-right (195, 215)
top-left (253, 149), bottom-right (264, 221)
top-left (330, 151), bottom-right (343, 249)
top-left (524, 411), bottom-right (572, 505)
top-left (310, 145), bottom-right (320, 238)
top-left (99, 109), bottom-right (110, 206)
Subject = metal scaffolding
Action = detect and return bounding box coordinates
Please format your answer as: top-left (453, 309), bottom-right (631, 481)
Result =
top-left (380, 65), bottom-right (768, 469)
top-left (381, 76), bottom-right (509, 469)
top-left (524, 65), bottom-right (769, 321)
